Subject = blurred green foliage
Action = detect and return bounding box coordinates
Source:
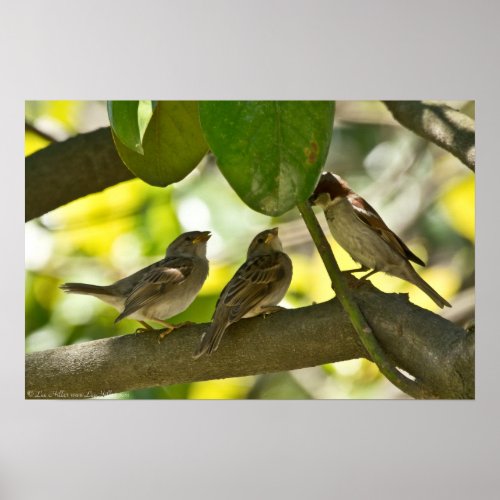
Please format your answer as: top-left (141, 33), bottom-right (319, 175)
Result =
top-left (25, 100), bottom-right (474, 399)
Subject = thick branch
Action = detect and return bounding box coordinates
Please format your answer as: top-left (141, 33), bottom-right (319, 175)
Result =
top-left (25, 127), bottom-right (134, 221)
top-left (383, 101), bottom-right (475, 171)
top-left (25, 283), bottom-right (474, 399)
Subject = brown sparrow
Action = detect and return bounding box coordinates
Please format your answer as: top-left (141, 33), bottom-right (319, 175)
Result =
top-left (310, 172), bottom-right (451, 308)
top-left (60, 231), bottom-right (211, 339)
top-left (193, 228), bottom-right (293, 358)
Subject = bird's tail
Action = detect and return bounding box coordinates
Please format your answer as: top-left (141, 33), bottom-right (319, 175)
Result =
top-left (59, 282), bottom-right (112, 296)
top-left (404, 268), bottom-right (451, 308)
top-left (192, 321), bottom-right (229, 359)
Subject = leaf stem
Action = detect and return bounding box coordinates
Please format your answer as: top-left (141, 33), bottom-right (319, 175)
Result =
top-left (297, 200), bottom-right (435, 399)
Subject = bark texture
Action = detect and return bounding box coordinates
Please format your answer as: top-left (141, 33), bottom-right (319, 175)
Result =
top-left (25, 127), bottom-right (134, 221)
top-left (384, 100), bottom-right (475, 171)
top-left (25, 282), bottom-right (474, 399)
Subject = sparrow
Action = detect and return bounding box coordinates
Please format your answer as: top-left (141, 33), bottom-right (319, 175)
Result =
top-left (309, 172), bottom-right (451, 308)
top-left (193, 227), bottom-right (293, 358)
top-left (60, 230), bottom-right (211, 340)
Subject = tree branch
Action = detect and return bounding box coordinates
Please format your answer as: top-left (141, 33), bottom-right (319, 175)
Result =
top-left (383, 101), bottom-right (475, 171)
top-left (25, 283), bottom-right (474, 399)
top-left (297, 201), bottom-right (430, 399)
top-left (25, 127), bottom-right (134, 221)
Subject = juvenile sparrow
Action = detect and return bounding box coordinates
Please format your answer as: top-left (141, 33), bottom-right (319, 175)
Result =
top-left (193, 228), bottom-right (293, 358)
top-left (60, 231), bottom-right (211, 339)
top-left (310, 172), bottom-right (451, 308)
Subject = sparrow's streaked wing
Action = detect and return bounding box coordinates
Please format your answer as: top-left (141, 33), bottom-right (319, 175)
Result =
top-left (115, 256), bottom-right (194, 322)
top-left (220, 253), bottom-right (285, 322)
top-left (349, 194), bottom-right (425, 266)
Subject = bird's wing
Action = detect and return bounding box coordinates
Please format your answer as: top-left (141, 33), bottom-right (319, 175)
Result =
top-left (117, 257), bottom-right (194, 320)
top-left (217, 253), bottom-right (285, 323)
top-left (349, 194), bottom-right (425, 266)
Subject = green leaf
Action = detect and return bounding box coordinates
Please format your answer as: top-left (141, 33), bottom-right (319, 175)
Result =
top-left (199, 101), bottom-right (335, 216)
top-left (112, 101), bottom-right (209, 187)
top-left (108, 101), bottom-right (155, 154)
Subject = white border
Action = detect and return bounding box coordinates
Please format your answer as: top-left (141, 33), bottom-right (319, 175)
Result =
top-left (5, 1), bottom-right (496, 498)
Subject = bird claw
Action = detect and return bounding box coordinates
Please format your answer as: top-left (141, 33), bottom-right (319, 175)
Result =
top-left (342, 266), bottom-right (368, 275)
top-left (177, 321), bottom-right (195, 328)
top-left (337, 273), bottom-right (358, 289)
top-left (157, 327), bottom-right (175, 343)
top-left (156, 321), bottom-right (195, 343)
top-left (260, 306), bottom-right (285, 318)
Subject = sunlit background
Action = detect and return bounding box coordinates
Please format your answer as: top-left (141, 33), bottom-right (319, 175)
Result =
top-left (25, 100), bottom-right (475, 399)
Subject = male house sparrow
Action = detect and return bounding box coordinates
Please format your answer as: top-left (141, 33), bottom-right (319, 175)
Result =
top-left (310, 172), bottom-right (451, 308)
top-left (193, 228), bottom-right (293, 358)
top-left (60, 231), bottom-right (211, 339)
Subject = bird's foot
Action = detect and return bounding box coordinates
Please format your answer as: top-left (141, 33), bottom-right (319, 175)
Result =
top-left (175, 321), bottom-right (195, 328)
top-left (337, 272), bottom-right (359, 289)
top-left (342, 265), bottom-right (369, 275)
top-left (157, 326), bottom-right (175, 343)
top-left (346, 269), bottom-right (378, 289)
top-left (156, 321), bottom-right (197, 343)
top-left (134, 321), bottom-right (154, 334)
top-left (260, 305), bottom-right (286, 318)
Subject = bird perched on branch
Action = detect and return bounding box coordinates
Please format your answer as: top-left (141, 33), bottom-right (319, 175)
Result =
top-left (60, 231), bottom-right (211, 340)
top-left (193, 227), bottom-right (293, 358)
top-left (310, 172), bottom-right (451, 308)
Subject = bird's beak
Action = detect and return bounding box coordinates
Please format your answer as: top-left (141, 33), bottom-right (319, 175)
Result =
top-left (265, 227), bottom-right (279, 244)
top-left (308, 192), bottom-right (317, 205)
top-left (193, 231), bottom-right (212, 244)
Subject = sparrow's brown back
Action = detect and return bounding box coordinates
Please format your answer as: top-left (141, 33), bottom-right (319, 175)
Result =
top-left (349, 194), bottom-right (425, 267)
top-left (193, 228), bottom-right (292, 358)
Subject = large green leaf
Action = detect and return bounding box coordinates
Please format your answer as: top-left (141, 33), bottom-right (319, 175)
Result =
top-left (112, 101), bottom-right (208, 187)
top-left (199, 101), bottom-right (335, 215)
